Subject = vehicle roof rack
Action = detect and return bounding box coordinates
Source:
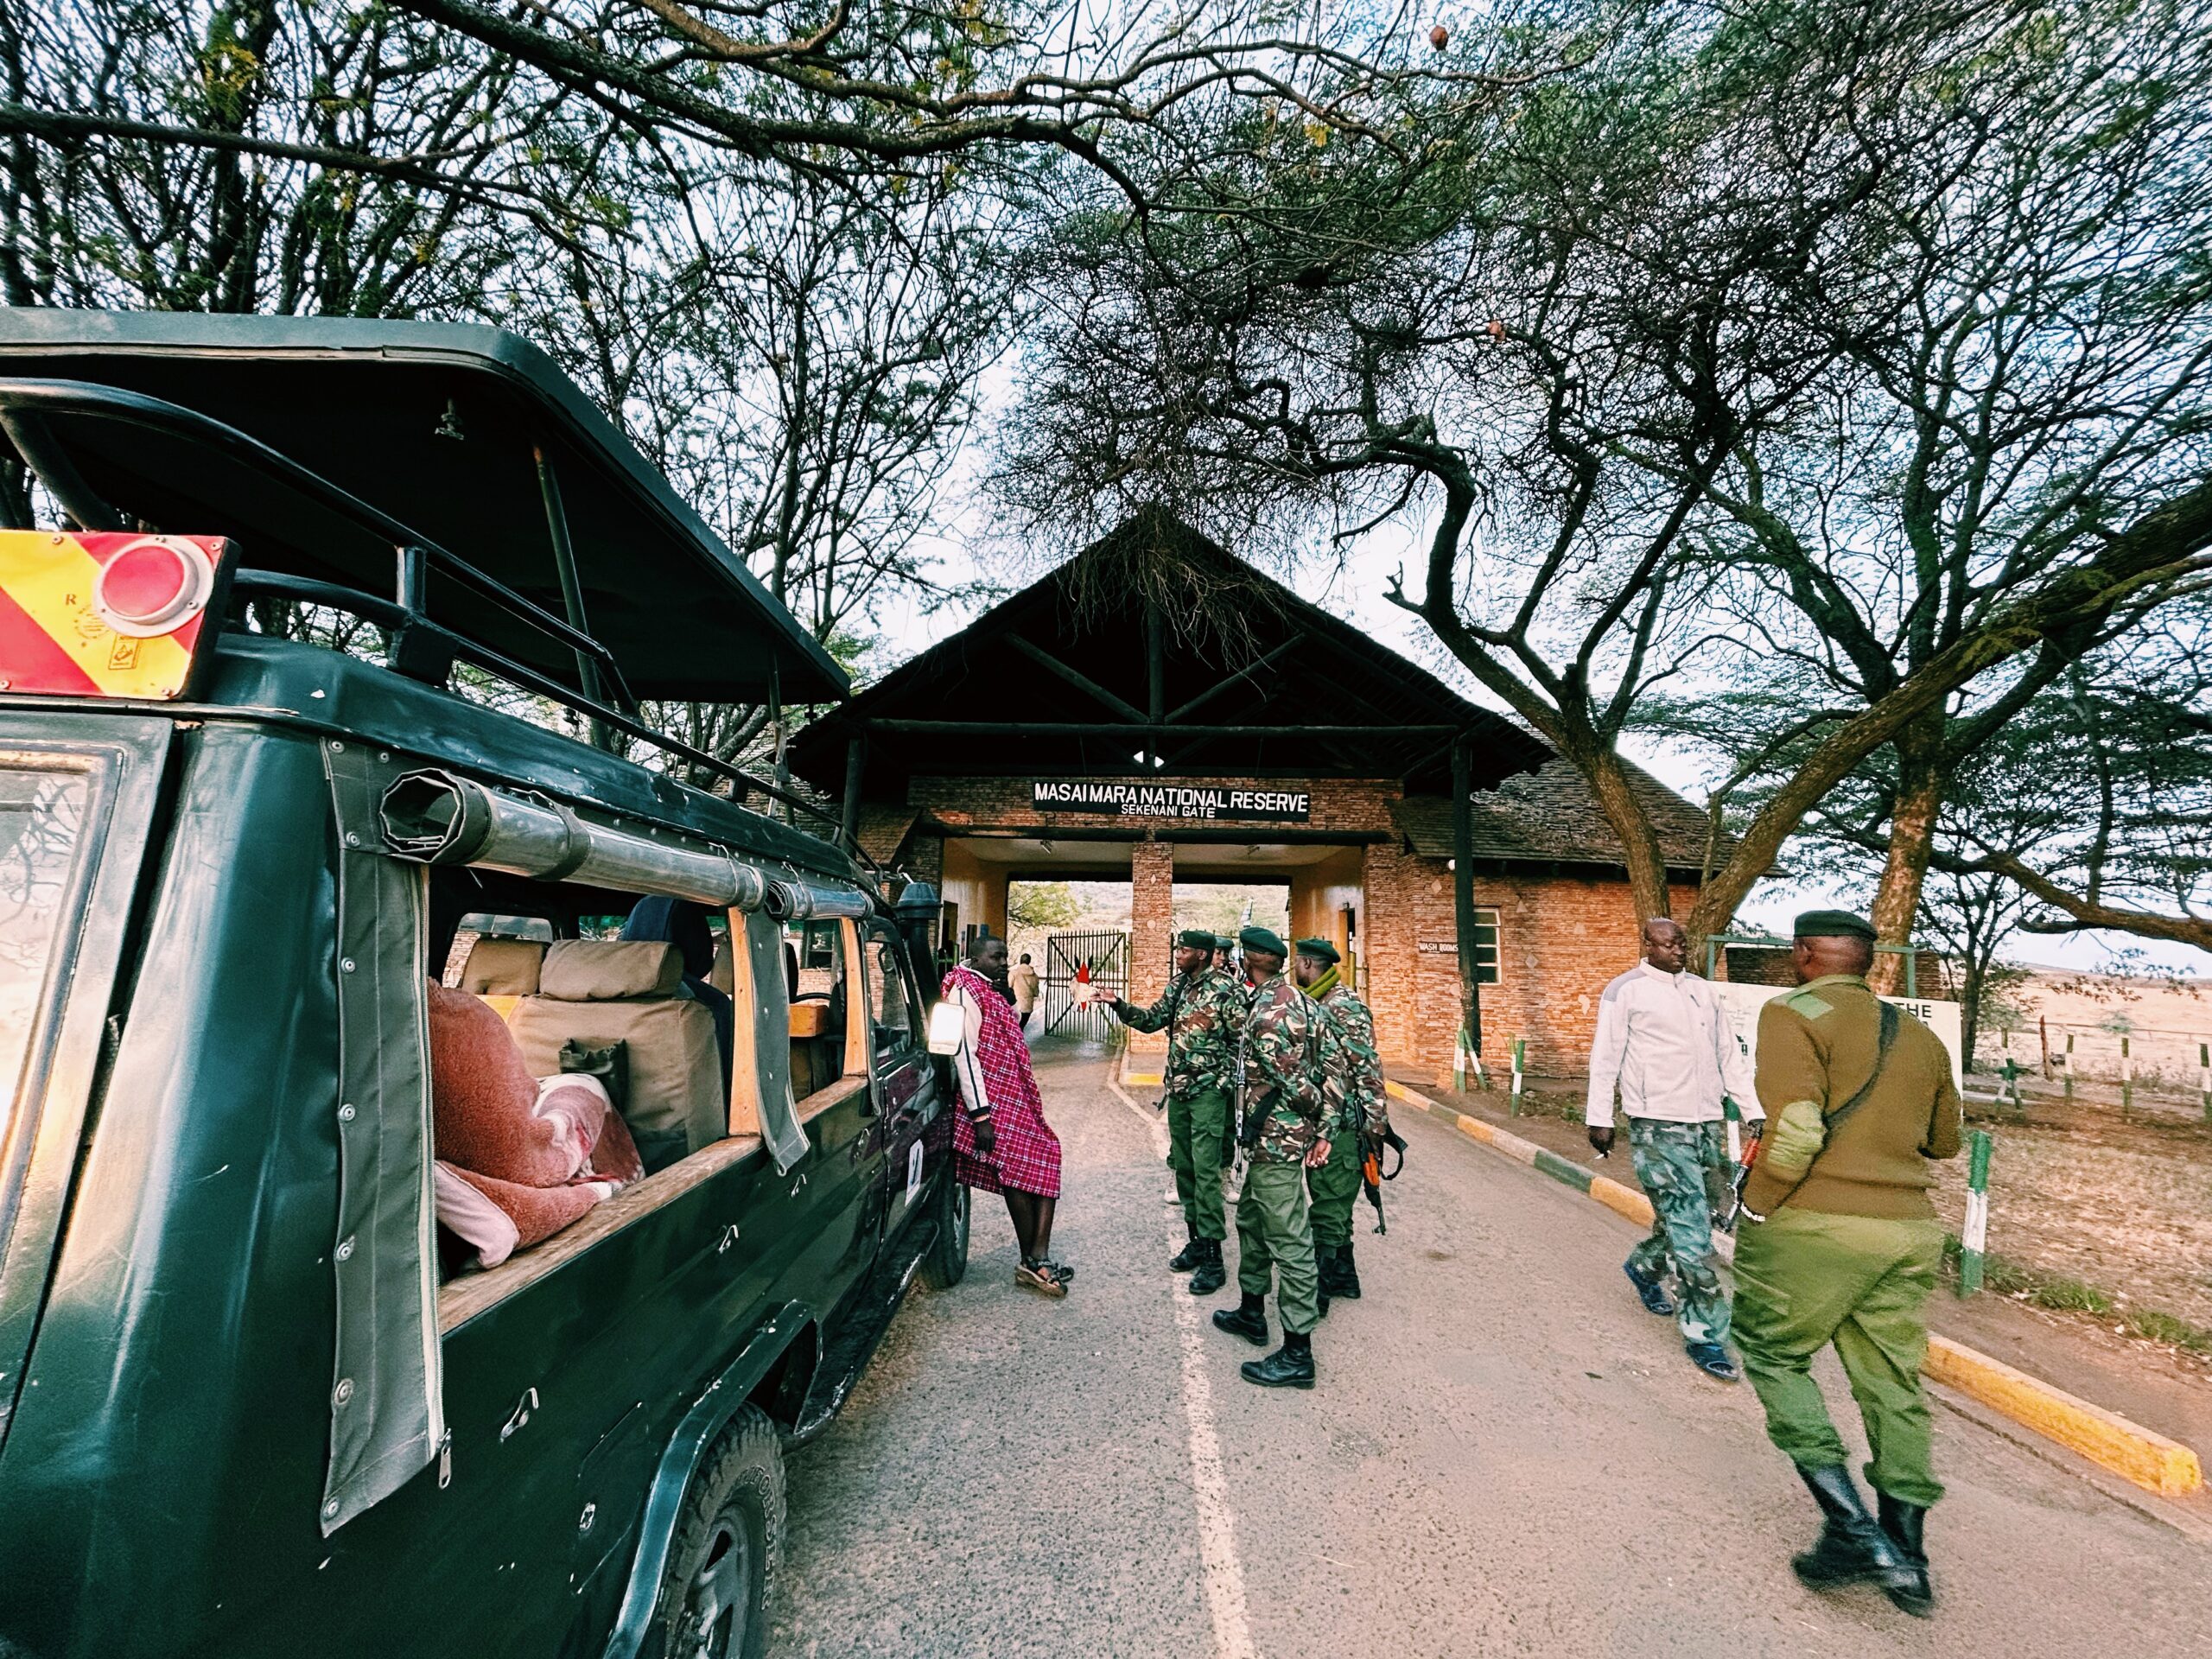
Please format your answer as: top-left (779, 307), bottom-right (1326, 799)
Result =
top-left (0, 374), bottom-right (860, 854)
top-left (0, 308), bottom-right (848, 706)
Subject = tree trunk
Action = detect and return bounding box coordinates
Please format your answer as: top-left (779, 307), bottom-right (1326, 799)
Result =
top-left (1584, 746), bottom-right (1676, 931)
top-left (1867, 721), bottom-right (1948, 993)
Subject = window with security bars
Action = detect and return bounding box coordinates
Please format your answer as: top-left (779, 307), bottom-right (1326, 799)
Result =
top-left (1473, 908), bottom-right (1501, 985)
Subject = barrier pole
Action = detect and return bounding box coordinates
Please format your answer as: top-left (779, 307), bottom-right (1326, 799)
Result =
top-left (1959, 1129), bottom-right (1993, 1297)
top-left (1510, 1037), bottom-right (1526, 1115)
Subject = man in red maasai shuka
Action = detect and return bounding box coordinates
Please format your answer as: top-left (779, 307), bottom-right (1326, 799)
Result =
top-left (944, 933), bottom-right (1069, 1297)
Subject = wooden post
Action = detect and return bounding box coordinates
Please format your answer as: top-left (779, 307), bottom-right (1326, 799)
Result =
top-left (2121, 1035), bottom-right (2133, 1117)
top-left (2199, 1040), bottom-right (2209, 1123)
top-left (840, 732), bottom-right (867, 857)
top-left (1451, 734), bottom-right (1481, 1062)
top-left (2063, 1033), bottom-right (2075, 1101)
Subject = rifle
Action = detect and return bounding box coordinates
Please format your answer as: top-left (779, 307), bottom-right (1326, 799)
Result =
top-left (1360, 1124), bottom-right (1407, 1233)
top-left (1715, 1125), bottom-right (1764, 1234)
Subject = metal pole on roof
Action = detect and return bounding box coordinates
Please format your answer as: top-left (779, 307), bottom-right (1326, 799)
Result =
top-left (532, 444), bottom-right (611, 750)
top-left (841, 731), bottom-right (868, 859)
top-left (1452, 734), bottom-right (1482, 1058)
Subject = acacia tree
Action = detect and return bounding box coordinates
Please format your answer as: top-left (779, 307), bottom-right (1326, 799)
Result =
top-left (999, 0), bottom-right (2212, 938)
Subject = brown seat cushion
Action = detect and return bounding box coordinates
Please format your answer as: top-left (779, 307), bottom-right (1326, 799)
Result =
top-left (510, 940), bottom-right (724, 1172)
top-left (459, 936), bottom-right (545, 996)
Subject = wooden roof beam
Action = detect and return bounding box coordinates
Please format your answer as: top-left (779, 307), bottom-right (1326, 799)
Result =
top-left (1160, 632), bottom-right (1307, 723)
top-left (1004, 632), bottom-right (1150, 723)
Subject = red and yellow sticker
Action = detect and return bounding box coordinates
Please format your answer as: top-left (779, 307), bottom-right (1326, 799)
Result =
top-left (0, 530), bottom-right (230, 700)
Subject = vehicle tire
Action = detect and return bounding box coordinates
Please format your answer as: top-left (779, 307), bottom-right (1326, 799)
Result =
top-left (918, 1169), bottom-right (969, 1290)
top-left (654, 1405), bottom-right (785, 1659)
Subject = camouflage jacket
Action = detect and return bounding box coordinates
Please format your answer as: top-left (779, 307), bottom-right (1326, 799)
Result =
top-left (1239, 972), bottom-right (1325, 1165)
top-left (1314, 983), bottom-right (1387, 1140)
top-left (1116, 966), bottom-right (1246, 1099)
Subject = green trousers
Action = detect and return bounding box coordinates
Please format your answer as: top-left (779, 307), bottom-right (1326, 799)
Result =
top-left (1167, 1087), bottom-right (1232, 1242)
top-left (1305, 1123), bottom-right (1362, 1249)
top-left (1624, 1118), bottom-right (1732, 1349)
top-left (1732, 1208), bottom-right (1947, 1507)
top-left (1236, 1159), bottom-right (1320, 1335)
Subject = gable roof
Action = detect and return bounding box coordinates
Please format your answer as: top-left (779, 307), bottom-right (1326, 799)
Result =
top-left (1389, 755), bottom-right (1722, 877)
top-left (789, 510), bottom-right (1550, 796)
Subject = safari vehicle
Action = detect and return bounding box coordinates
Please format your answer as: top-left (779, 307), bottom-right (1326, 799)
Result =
top-left (0, 311), bottom-right (969, 1658)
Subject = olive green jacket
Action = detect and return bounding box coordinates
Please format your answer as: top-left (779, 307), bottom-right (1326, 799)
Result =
top-left (1745, 975), bottom-right (1962, 1220)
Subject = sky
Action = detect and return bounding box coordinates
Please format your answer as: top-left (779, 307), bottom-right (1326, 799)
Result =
top-left (865, 493), bottom-right (2208, 982)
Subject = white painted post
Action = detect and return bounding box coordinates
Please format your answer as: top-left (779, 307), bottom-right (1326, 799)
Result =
top-left (1510, 1036), bottom-right (1526, 1115)
top-left (1958, 1130), bottom-right (1993, 1297)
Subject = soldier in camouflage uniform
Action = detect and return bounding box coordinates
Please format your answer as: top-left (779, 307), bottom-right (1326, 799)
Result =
top-left (1293, 938), bottom-right (1385, 1311)
top-left (1106, 928), bottom-right (1247, 1294)
top-left (1211, 926), bottom-right (1327, 1389)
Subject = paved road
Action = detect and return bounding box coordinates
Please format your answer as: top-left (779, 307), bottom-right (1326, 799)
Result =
top-left (771, 1043), bottom-right (2212, 1657)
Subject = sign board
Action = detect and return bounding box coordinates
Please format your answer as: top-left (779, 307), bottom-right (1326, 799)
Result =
top-left (1710, 982), bottom-right (1963, 1093)
top-left (1417, 941), bottom-right (1456, 955)
top-left (1030, 780), bottom-right (1311, 823)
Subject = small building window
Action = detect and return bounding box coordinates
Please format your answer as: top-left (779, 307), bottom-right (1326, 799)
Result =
top-left (1473, 907), bottom-right (1501, 985)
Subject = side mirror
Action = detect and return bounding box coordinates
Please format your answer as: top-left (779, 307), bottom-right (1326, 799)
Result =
top-left (925, 1000), bottom-right (963, 1057)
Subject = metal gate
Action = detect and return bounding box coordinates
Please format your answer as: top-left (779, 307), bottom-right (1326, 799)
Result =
top-left (1042, 930), bottom-right (1128, 1040)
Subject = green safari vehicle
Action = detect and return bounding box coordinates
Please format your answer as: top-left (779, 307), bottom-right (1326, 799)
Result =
top-left (0, 311), bottom-right (969, 1658)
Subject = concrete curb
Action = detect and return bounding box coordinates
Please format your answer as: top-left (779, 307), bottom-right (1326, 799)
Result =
top-left (1382, 1077), bottom-right (2207, 1499)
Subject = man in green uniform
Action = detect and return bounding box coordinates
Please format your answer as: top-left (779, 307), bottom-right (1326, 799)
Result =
top-left (1293, 938), bottom-right (1384, 1311)
top-left (1733, 909), bottom-right (1961, 1618)
top-left (1211, 926), bottom-right (1327, 1388)
top-left (1105, 927), bottom-right (1247, 1294)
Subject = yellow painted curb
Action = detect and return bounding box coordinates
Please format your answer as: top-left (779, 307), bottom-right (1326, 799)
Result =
top-left (1925, 1335), bottom-right (2203, 1496)
top-left (1591, 1176), bottom-right (1656, 1228)
top-left (1384, 1077), bottom-right (2207, 1500)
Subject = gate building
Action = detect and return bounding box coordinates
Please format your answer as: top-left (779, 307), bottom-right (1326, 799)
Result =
top-left (790, 515), bottom-right (1719, 1080)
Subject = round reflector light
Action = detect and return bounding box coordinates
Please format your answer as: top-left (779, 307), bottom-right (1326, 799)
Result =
top-left (95, 537), bottom-right (211, 636)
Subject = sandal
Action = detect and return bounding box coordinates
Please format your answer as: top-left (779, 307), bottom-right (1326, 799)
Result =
top-left (1045, 1260), bottom-right (1076, 1283)
top-left (1016, 1258), bottom-right (1068, 1298)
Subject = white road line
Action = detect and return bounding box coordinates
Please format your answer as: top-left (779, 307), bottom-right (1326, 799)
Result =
top-left (1109, 1077), bottom-right (1260, 1659)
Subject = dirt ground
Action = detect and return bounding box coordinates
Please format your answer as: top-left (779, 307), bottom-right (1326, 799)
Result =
top-left (1936, 1087), bottom-right (2212, 1332)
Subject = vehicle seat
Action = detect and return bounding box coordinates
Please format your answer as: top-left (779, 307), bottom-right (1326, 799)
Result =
top-left (509, 940), bottom-right (724, 1173)
top-left (788, 1000), bottom-right (842, 1101)
top-left (458, 935), bottom-right (545, 1022)
top-left (709, 929), bottom-right (734, 995)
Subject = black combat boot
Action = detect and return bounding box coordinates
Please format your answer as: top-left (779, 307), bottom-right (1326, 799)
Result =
top-left (1188, 1238), bottom-right (1226, 1296)
top-left (1791, 1466), bottom-right (1918, 1596)
top-left (1313, 1242), bottom-right (1331, 1318)
top-left (1325, 1243), bottom-right (1363, 1300)
top-left (1877, 1493), bottom-right (1935, 1618)
top-left (1212, 1292), bottom-right (1268, 1346)
top-left (1241, 1329), bottom-right (1316, 1389)
top-left (1169, 1226), bottom-right (1203, 1274)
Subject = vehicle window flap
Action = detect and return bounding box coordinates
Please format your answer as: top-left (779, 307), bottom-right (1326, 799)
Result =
top-left (320, 739), bottom-right (442, 1535)
top-left (742, 907), bottom-right (811, 1175)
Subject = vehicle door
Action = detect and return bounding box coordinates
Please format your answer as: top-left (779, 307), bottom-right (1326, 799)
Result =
top-left (859, 921), bottom-right (936, 1239)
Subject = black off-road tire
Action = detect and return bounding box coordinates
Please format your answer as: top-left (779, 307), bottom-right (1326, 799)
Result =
top-left (918, 1170), bottom-right (970, 1290)
top-left (653, 1406), bottom-right (785, 1659)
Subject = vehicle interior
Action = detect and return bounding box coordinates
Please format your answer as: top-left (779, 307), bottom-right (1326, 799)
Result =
top-left (424, 864), bottom-right (880, 1320)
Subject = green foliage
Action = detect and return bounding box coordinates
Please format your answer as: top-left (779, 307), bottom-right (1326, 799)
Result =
top-left (1007, 880), bottom-right (1079, 933)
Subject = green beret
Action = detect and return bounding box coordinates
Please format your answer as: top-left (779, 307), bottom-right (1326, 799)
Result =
top-left (1176, 928), bottom-right (1217, 950)
top-left (1794, 907), bottom-right (1877, 942)
top-left (1238, 925), bottom-right (1287, 957)
top-left (1293, 937), bottom-right (1340, 964)
top-left (1215, 934), bottom-right (1235, 951)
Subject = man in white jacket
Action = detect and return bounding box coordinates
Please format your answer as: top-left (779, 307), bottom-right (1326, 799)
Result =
top-left (1586, 918), bottom-right (1762, 1381)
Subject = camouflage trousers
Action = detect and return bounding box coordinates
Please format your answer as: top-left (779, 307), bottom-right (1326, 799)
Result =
top-left (1236, 1160), bottom-right (1321, 1335)
top-left (1166, 1086), bottom-right (1233, 1242)
top-left (1624, 1117), bottom-right (1733, 1349)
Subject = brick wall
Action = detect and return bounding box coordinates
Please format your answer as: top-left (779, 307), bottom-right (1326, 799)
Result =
top-left (1127, 841), bottom-right (1174, 1053)
top-left (1360, 842), bottom-right (1694, 1077)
